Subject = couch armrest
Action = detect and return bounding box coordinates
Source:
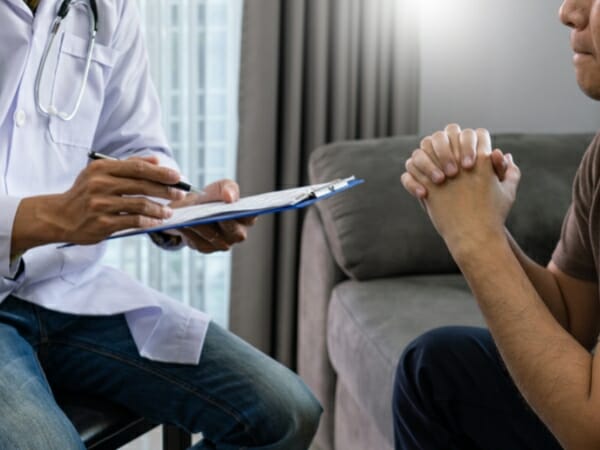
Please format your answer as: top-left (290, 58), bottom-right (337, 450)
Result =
top-left (298, 207), bottom-right (346, 450)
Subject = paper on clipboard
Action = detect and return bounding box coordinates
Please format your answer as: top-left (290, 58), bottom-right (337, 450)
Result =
top-left (101, 175), bottom-right (363, 241)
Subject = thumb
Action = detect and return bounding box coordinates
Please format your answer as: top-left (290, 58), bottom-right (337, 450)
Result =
top-left (490, 148), bottom-right (508, 181)
top-left (501, 153), bottom-right (521, 196)
top-left (202, 179), bottom-right (240, 203)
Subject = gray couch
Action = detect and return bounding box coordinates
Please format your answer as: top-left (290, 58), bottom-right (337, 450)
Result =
top-left (298, 133), bottom-right (594, 450)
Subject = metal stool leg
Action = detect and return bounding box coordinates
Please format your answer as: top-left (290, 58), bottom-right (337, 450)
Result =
top-left (162, 424), bottom-right (191, 450)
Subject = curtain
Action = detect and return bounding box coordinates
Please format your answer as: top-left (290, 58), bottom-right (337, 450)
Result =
top-left (230, 0), bottom-right (420, 368)
top-left (105, 0), bottom-right (243, 330)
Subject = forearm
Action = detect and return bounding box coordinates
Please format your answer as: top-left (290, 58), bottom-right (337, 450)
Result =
top-left (451, 235), bottom-right (599, 449)
top-left (504, 229), bottom-right (570, 331)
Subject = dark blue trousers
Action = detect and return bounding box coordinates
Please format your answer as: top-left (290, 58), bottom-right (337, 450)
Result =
top-left (392, 326), bottom-right (563, 450)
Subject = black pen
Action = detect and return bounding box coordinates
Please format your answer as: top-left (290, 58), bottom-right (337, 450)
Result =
top-left (88, 151), bottom-right (204, 194)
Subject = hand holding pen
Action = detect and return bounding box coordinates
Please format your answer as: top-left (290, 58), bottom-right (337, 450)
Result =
top-left (22, 151), bottom-right (188, 247)
top-left (88, 151), bottom-right (205, 194)
top-left (87, 151), bottom-right (254, 252)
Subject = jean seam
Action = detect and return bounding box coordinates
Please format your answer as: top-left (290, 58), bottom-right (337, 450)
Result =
top-left (32, 304), bottom-right (54, 379)
top-left (49, 338), bottom-right (257, 445)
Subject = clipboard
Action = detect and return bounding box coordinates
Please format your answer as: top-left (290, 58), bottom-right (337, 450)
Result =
top-left (102, 175), bottom-right (364, 241)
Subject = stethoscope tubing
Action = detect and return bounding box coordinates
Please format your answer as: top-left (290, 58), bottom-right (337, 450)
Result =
top-left (34, 0), bottom-right (98, 122)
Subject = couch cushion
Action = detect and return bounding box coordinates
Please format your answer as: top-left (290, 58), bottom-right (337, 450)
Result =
top-left (327, 274), bottom-right (486, 445)
top-left (309, 133), bottom-right (593, 280)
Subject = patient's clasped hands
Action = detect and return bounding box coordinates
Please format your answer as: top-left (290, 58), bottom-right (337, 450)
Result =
top-left (401, 124), bottom-right (521, 255)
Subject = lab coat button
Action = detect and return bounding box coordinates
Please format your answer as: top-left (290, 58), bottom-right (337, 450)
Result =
top-left (14, 110), bottom-right (26, 128)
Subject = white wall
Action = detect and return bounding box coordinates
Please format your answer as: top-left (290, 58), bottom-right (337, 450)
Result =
top-left (418, 0), bottom-right (600, 135)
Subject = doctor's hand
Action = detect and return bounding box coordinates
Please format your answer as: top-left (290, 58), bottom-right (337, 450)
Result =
top-left (167, 179), bottom-right (256, 254)
top-left (401, 124), bottom-right (509, 199)
top-left (43, 155), bottom-right (185, 245)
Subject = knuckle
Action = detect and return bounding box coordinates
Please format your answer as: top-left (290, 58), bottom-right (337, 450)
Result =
top-left (132, 215), bottom-right (145, 228)
top-left (87, 177), bottom-right (106, 193)
top-left (139, 199), bottom-right (155, 215)
top-left (432, 130), bottom-right (446, 140)
top-left (88, 197), bottom-right (105, 212)
top-left (420, 137), bottom-right (432, 148)
top-left (88, 160), bottom-right (109, 173)
top-left (223, 178), bottom-right (237, 189)
top-left (98, 216), bottom-right (114, 230)
top-left (412, 151), bottom-right (427, 166)
top-left (132, 160), bottom-right (145, 176)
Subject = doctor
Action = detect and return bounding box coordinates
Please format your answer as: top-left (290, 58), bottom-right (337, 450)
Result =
top-left (0, 0), bottom-right (321, 449)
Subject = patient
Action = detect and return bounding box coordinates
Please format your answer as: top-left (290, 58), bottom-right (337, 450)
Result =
top-left (392, 1), bottom-right (600, 448)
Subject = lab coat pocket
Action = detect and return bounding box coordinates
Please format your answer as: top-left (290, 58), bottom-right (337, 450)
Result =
top-left (48, 32), bottom-right (120, 150)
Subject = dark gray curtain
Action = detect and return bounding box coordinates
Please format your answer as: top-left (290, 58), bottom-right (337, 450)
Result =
top-left (230, 0), bottom-right (420, 368)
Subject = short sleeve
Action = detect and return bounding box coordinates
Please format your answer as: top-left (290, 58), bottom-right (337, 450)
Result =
top-left (551, 134), bottom-right (600, 281)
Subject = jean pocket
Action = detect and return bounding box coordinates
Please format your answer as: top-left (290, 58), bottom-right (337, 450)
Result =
top-left (47, 32), bottom-right (120, 150)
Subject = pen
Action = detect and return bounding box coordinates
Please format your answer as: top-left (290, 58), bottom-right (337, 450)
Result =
top-left (88, 151), bottom-right (204, 194)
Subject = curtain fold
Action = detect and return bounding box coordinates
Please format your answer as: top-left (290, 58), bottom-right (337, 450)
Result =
top-left (231, 0), bottom-right (420, 368)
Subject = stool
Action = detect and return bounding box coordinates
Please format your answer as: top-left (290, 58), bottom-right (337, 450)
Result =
top-left (57, 391), bottom-right (192, 450)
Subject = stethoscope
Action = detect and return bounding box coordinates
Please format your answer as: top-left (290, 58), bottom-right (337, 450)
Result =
top-left (34, 0), bottom-right (99, 121)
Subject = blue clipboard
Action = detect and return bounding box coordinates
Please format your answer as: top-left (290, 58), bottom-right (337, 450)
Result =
top-left (100, 176), bottom-right (364, 241)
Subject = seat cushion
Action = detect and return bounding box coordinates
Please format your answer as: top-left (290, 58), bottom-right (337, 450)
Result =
top-left (327, 274), bottom-right (486, 444)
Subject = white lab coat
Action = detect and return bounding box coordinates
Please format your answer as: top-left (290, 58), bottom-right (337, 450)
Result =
top-left (0, 0), bottom-right (210, 364)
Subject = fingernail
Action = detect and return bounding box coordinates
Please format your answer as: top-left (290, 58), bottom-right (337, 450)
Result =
top-left (431, 170), bottom-right (444, 183)
top-left (463, 156), bottom-right (472, 167)
top-left (416, 187), bottom-right (426, 197)
top-left (163, 207), bottom-right (173, 218)
top-left (445, 162), bottom-right (457, 175)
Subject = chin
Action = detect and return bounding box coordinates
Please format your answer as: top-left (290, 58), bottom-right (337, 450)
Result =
top-left (579, 84), bottom-right (600, 100)
top-left (576, 73), bottom-right (600, 100)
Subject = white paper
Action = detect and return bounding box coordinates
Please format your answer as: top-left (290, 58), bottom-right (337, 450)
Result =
top-left (164, 182), bottom-right (331, 226)
top-left (111, 181), bottom-right (337, 237)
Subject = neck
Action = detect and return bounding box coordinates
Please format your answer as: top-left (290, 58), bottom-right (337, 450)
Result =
top-left (25, 0), bottom-right (40, 12)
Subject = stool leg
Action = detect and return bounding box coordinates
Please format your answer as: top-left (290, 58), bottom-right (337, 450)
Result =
top-left (162, 424), bottom-right (191, 450)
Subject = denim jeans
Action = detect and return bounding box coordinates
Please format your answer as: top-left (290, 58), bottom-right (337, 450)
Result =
top-left (392, 326), bottom-right (562, 450)
top-left (0, 296), bottom-right (321, 450)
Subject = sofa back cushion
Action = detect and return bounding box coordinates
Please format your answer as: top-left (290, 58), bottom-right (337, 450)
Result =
top-left (309, 133), bottom-right (593, 281)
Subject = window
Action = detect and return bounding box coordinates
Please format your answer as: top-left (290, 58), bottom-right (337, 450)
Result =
top-left (102, 0), bottom-right (242, 332)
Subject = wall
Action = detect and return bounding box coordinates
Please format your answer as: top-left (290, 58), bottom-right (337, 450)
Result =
top-left (418, 0), bottom-right (600, 135)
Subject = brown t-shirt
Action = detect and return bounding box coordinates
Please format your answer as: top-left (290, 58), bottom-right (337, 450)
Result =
top-left (552, 133), bottom-right (600, 282)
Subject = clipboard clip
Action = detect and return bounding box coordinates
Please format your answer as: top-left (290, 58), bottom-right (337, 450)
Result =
top-left (292, 175), bottom-right (356, 204)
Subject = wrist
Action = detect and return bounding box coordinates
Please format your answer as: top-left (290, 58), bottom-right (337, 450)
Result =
top-left (12, 195), bottom-right (66, 254)
top-left (444, 227), bottom-right (508, 265)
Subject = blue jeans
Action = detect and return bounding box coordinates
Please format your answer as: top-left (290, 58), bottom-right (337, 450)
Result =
top-left (393, 327), bottom-right (562, 450)
top-left (0, 296), bottom-right (321, 450)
